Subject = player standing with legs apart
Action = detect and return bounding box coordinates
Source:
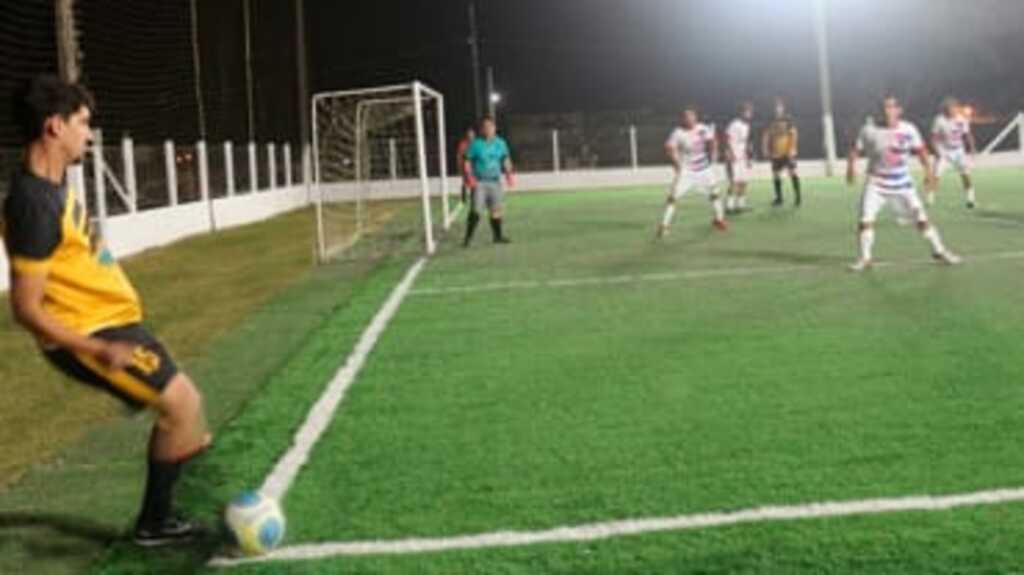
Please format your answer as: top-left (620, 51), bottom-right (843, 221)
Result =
top-left (926, 97), bottom-right (978, 208)
top-left (725, 102), bottom-right (755, 214)
top-left (455, 126), bottom-right (475, 205)
top-left (656, 106), bottom-right (727, 238)
top-left (4, 76), bottom-right (212, 546)
top-left (763, 98), bottom-right (802, 207)
top-left (463, 116), bottom-right (514, 246)
top-left (847, 95), bottom-right (961, 271)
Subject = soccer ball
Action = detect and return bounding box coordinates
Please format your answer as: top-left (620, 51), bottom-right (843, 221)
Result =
top-left (224, 491), bottom-right (286, 556)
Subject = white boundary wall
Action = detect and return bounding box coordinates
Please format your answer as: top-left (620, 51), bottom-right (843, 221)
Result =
top-left (3, 151), bottom-right (1020, 294)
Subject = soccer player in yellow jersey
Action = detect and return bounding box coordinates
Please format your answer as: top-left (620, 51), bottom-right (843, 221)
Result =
top-left (4, 76), bottom-right (211, 547)
top-left (762, 98), bottom-right (802, 207)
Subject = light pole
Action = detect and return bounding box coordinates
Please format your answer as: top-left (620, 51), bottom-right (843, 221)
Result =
top-left (814, 0), bottom-right (838, 177)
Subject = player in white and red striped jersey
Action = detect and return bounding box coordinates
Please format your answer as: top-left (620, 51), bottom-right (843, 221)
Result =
top-left (846, 95), bottom-right (961, 272)
top-left (656, 105), bottom-right (726, 238)
top-left (926, 97), bottom-right (978, 208)
top-left (724, 102), bottom-right (754, 214)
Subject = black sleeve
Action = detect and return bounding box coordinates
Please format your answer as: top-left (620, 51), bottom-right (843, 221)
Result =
top-left (3, 191), bottom-right (62, 260)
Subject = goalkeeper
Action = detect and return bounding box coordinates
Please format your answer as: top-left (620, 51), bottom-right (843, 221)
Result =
top-left (463, 116), bottom-right (515, 246)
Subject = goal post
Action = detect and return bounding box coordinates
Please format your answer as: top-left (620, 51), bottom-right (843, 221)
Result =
top-left (311, 81), bottom-right (457, 263)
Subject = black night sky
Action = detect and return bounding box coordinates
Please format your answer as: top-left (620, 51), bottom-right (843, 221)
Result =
top-left (309, 0), bottom-right (1024, 136)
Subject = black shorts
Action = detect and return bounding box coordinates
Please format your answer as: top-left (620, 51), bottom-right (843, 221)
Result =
top-left (44, 324), bottom-right (180, 410)
top-left (771, 158), bottom-right (798, 173)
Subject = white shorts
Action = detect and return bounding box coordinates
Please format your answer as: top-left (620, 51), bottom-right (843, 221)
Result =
top-left (934, 150), bottom-right (971, 177)
top-left (670, 168), bottom-right (720, 200)
top-left (727, 161), bottom-right (751, 184)
top-left (859, 180), bottom-right (928, 225)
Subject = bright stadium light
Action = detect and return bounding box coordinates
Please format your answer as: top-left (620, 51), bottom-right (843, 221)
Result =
top-left (490, 92), bottom-right (502, 105)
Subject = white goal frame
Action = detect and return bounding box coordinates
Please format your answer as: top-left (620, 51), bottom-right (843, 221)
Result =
top-left (311, 81), bottom-right (452, 261)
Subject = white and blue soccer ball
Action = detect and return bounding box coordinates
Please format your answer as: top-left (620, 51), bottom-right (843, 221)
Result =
top-left (224, 491), bottom-right (286, 556)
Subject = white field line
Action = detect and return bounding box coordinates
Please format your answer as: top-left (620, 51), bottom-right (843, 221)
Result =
top-left (209, 486), bottom-right (1024, 567)
top-left (258, 257), bottom-right (428, 501)
top-left (410, 250), bottom-right (1024, 297)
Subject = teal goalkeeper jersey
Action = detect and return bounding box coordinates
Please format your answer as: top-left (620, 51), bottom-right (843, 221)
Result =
top-left (467, 136), bottom-right (510, 182)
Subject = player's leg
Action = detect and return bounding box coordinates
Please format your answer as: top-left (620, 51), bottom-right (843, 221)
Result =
top-left (957, 156), bottom-right (976, 208)
top-left (927, 155), bottom-right (947, 205)
top-left (771, 160), bottom-right (784, 206)
top-left (658, 173), bottom-right (692, 237)
top-left (851, 184), bottom-right (884, 271)
top-left (463, 185), bottom-right (484, 247)
top-left (725, 162), bottom-right (737, 213)
top-left (734, 163), bottom-right (750, 210)
top-left (787, 161), bottom-right (802, 206)
top-left (487, 183), bottom-right (510, 244)
top-left (906, 192), bottom-right (960, 264)
top-left (135, 373), bottom-right (211, 546)
top-left (703, 171), bottom-right (727, 230)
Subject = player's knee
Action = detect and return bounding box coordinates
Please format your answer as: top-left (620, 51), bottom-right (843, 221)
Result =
top-left (157, 374), bottom-right (204, 426)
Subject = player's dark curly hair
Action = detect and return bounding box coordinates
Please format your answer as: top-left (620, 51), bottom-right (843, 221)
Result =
top-left (12, 75), bottom-right (95, 144)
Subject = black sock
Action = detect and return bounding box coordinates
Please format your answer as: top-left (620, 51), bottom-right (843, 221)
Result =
top-left (792, 176), bottom-right (802, 202)
top-left (773, 177), bottom-right (783, 202)
top-left (137, 456), bottom-right (181, 528)
top-left (489, 217), bottom-right (503, 241)
top-left (464, 212), bottom-right (480, 245)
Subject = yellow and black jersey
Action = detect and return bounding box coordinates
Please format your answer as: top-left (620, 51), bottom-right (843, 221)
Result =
top-left (766, 116), bottom-right (798, 160)
top-left (3, 169), bottom-right (142, 337)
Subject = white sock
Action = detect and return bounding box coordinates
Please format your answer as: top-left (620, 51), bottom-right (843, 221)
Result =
top-left (738, 195), bottom-right (747, 208)
top-left (661, 203), bottom-right (676, 228)
top-left (711, 196), bottom-right (725, 222)
top-left (859, 228), bottom-right (875, 261)
top-left (922, 226), bottom-right (947, 255)
top-left (967, 187), bottom-right (976, 203)
top-left (726, 195), bottom-right (736, 210)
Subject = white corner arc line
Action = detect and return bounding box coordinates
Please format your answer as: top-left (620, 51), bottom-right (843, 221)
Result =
top-left (258, 256), bottom-right (428, 502)
top-left (209, 486), bottom-right (1024, 567)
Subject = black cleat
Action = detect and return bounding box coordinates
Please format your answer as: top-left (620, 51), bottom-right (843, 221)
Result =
top-left (133, 515), bottom-right (203, 548)
top-left (966, 201), bottom-right (976, 209)
top-left (771, 199), bottom-right (783, 207)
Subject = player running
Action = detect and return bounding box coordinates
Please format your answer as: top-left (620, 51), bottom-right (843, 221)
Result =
top-left (4, 76), bottom-right (211, 547)
top-left (455, 126), bottom-right (475, 205)
top-left (762, 98), bottom-right (802, 207)
top-left (846, 95), bottom-right (961, 272)
top-left (656, 106), bottom-right (727, 238)
top-left (926, 97), bottom-right (978, 208)
top-left (724, 102), bottom-right (755, 214)
top-left (463, 116), bottom-right (514, 246)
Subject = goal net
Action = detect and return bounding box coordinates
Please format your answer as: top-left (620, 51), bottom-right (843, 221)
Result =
top-left (312, 82), bottom-right (458, 262)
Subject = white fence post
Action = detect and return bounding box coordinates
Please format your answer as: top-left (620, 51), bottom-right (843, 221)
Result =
top-left (122, 135), bottom-right (137, 212)
top-left (389, 138), bottom-right (398, 180)
top-left (92, 129), bottom-right (108, 235)
top-left (630, 125), bottom-right (639, 171)
top-left (197, 140), bottom-right (210, 203)
top-left (248, 141), bottom-right (258, 193)
top-left (303, 142), bottom-right (312, 203)
top-left (552, 129), bottom-right (561, 173)
top-left (268, 143), bottom-right (277, 191)
top-left (164, 140), bottom-right (178, 206)
top-left (284, 143), bottom-right (293, 187)
top-left (1019, 112), bottom-right (1024, 159)
top-left (224, 141), bottom-right (235, 197)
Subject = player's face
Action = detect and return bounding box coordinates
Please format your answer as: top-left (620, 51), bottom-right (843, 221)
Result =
top-left (682, 110), bottom-right (698, 128)
top-left (466, 129), bottom-right (475, 140)
top-left (481, 121), bottom-right (496, 139)
top-left (775, 102), bottom-right (785, 118)
top-left (54, 106), bottom-right (93, 163)
top-left (944, 102), bottom-right (959, 117)
top-left (883, 98), bottom-right (902, 127)
top-left (742, 104), bottom-right (754, 121)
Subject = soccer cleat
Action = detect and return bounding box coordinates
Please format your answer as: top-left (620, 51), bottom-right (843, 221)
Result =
top-left (771, 198), bottom-right (783, 207)
top-left (655, 224), bottom-right (670, 239)
top-left (133, 515), bottom-right (203, 548)
top-left (966, 201), bottom-right (976, 209)
top-left (849, 259), bottom-right (873, 272)
top-left (933, 251), bottom-right (962, 266)
top-left (712, 219), bottom-right (728, 232)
